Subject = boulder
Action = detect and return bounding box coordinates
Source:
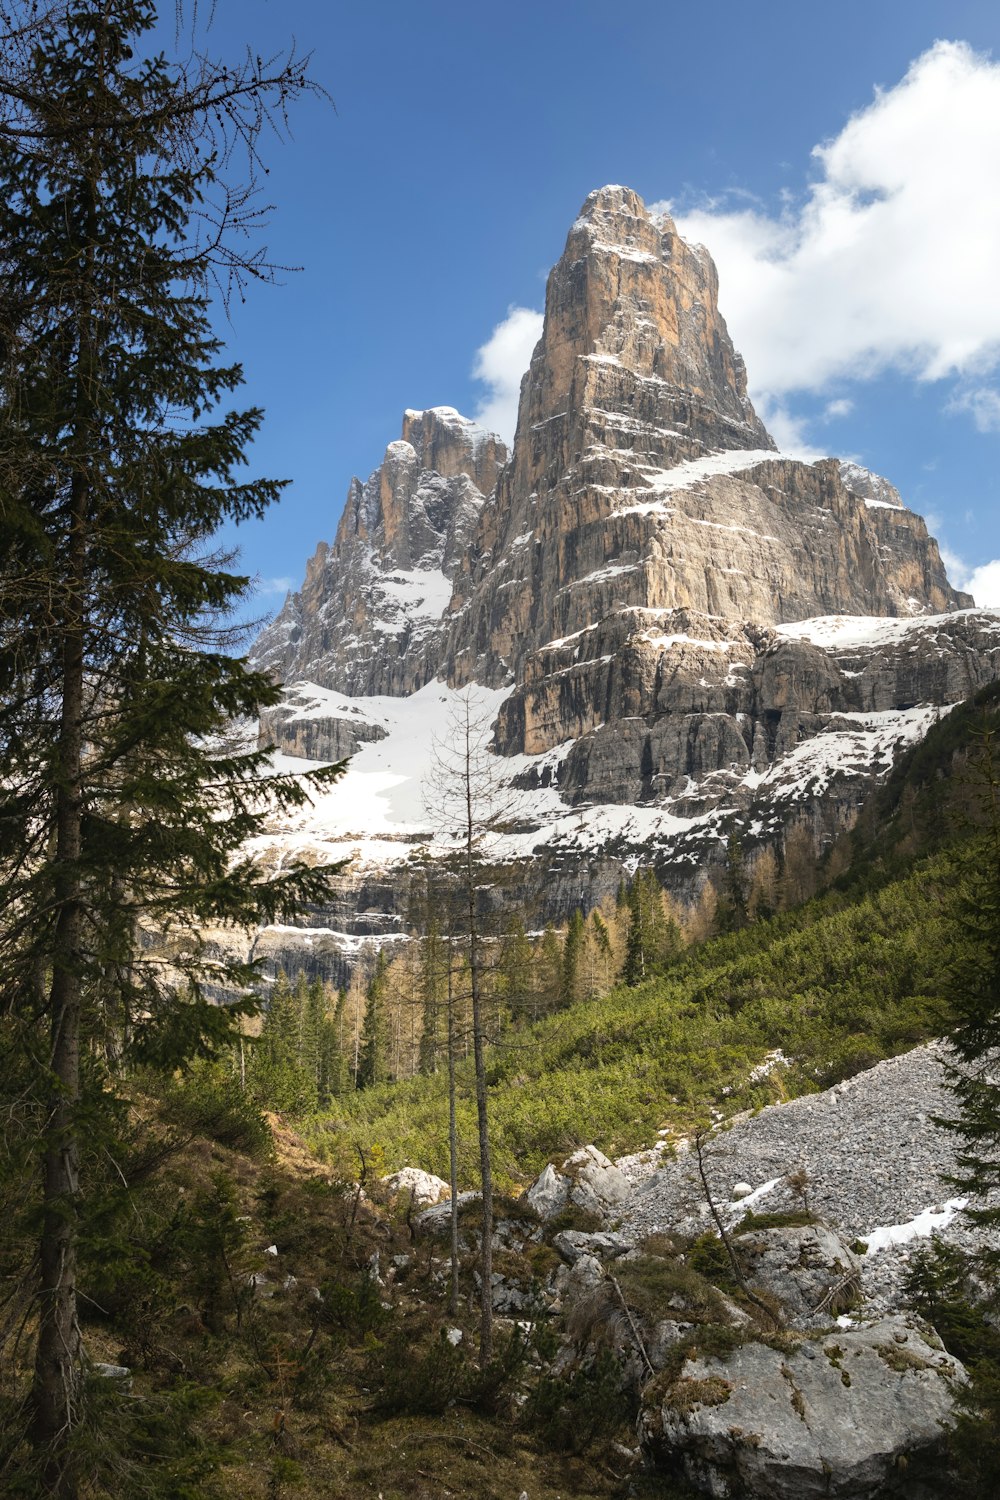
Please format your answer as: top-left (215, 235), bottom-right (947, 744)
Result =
top-left (524, 1162), bottom-right (569, 1220)
top-left (379, 1167), bottom-right (452, 1208)
top-left (553, 1229), bottom-right (633, 1264)
top-left (735, 1220), bottom-right (862, 1325)
top-left (639, 1316), bottom-right (963, 1499)
top-left (413, 1190), bottom-right (480, 1238)
top-left (524, 1146), bottom-right (629, 1224)
top-left (565, 1146), bottom-right (630, 1217)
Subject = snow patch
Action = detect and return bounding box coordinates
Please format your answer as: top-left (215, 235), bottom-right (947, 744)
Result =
top-left (617, 448), bottom-right (786, 515)
top-left (861, 1198), bottom-right (968, 1255)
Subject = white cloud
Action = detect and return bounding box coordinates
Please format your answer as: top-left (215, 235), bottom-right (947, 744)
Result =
top-left (948, 385), bottom-right (1000, 433)
top-left (258, 575), bottom-right (295, 597)
top-left (939, 547), bottom-right (1000, 608)
top-left (753, 397), bottom-right (826, 462)
top-left (654, 42), bottom-right (1000, 420)
top-left (823, 398), bottom-right (854, 421)
top-left (966, 560), bottom-right (1000, 607)
top-left (472, 305), bottom-right (543, 445)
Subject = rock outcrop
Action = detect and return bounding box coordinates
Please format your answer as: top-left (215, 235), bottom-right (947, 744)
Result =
top-left (446, 189), bottom-right (964, 717)
top-left (523, 1145), bottom-right (631, 1223)
top-left (638, 1316), bottom-right (962, 1500)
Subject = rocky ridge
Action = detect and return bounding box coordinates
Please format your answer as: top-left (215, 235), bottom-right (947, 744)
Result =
top-left (253, 406), bottom-right (505, 756)
top-left (246, 185), bottom-right (998, 979)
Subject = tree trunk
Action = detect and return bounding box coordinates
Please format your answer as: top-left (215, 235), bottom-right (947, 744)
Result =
top-left (465, 755), bottom-right (493, 1368)
top-left (31, 472), bottom-right (87, 1494)
top-left (447, 948), bottom-right (460, 1319)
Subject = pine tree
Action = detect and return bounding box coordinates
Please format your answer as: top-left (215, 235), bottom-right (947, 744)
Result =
top-left (418, 916), bottom-right (449, 1074)
top-left (424, 692), bottom-right (523, 1367)
top-left (0, 4), bottom-right (332, 1483)
top-left (717, 835), bottom-right (750, 932)
top-left (623, 867), bottom-right (671, 984)
top-left (325, 986), bottom-right (352, 1100)
top-left (252, 972), bottom-right (316, 1113)
top-left (498, 917), bottom-right (535, 1021)
top-left (358, 951), bottom-right (391, 1088)
top-left (560, 907), bottom-right (587, 1008)
top-left (537, 924), bottom-right (564, 1018)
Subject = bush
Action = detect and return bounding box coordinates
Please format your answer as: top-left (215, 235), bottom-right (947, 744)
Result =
top-left (159, 1061), bottom-right (272, 1158)
top-left (735, 1209), bottom-right (817, 1233)
top-left (366, 1325), bottom-right (468, 1416)
top-left (523, 1349), bottom-right (631, 1453)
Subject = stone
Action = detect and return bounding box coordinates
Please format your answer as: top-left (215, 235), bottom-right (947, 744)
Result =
top-left (523, 1162), bottom-right (569, 1221)
top-left (639, 1315), bottom-right (964, 1499)
top-left (552, 1229), bottom-right (633, 1264)
top-left (378, 1167), bottom-right (452, 1208)
top-left (523, 1145), bottom-right (630, 1224)
top-left (734, 1221), bottom-right (863, 1326)
top-left (563, 1145), bottom-right (630, 1218)
top-left (413, 1190), bottom-right (481, 1238)
top-left (565, 1253), bottom-right (605, 1298)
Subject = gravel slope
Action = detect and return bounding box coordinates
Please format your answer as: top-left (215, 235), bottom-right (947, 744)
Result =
top-left (614, 1042), bottom-right (998, 1312)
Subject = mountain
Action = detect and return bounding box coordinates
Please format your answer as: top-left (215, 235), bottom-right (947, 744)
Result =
top-left (246, 185), bottom-right (999, 985)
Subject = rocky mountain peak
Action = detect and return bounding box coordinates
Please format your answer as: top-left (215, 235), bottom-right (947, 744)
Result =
top-left (249, 408), bottom-right (505, 709)
top-left (399, 406), bottom-right (505, 496)
top-left (501, 184), bottom-right (771, 511)
top-left (246, 185), bottom-right (995, 977)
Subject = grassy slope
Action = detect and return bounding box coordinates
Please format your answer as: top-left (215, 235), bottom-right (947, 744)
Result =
top-left (313, 683), bottom-right (1000, 1190)
top-left (313, 851), bottom-right (959, 1191)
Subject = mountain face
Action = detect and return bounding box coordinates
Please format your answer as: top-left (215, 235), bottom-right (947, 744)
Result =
top-left (247, 185), bottom-right (997, 982)
top-left (252, 407), bottom-right (505, 754)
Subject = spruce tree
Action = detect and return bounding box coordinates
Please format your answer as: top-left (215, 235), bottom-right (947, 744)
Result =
top-left (498, 917), bottom-right (534, 1022)
top-left (418, 916), bottom-right (449, 1074)
top-left (623, 867), bottom-right (669, 984)
top-left (358, 951), bottom-right (390, 1088)
top-left (0, 3), bottom-right (334, 1484)
top-left (537, 924), bottom-right (563, 1018)
top-left (560, 907), bottom-right (587, 1008)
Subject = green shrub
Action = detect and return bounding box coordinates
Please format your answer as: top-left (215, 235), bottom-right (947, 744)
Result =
top-left (159, 1060), bottom-right (272, 1158)
top-left (366, 1325), bottom-right (468, 1416)
top-left (736, 1209), bottom-right (817, 1233)
top-left (523, 1350), bottom-right (631, 1453)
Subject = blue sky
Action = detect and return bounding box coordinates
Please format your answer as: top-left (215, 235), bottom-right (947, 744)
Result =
top-left (170, 2), bottom-right (1000, 616)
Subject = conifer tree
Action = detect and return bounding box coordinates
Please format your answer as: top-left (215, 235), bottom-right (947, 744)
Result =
top-left (424, 693), bottom-right (523, 1367)
top-left (537, 924), bottom-right (564, 1018)
top-left (623, 867), bottom-right (673, 984)
top-left (0, 3), bottom-right (333, 1483)
top-left (358, 951), bottom-right (391, 1088)
top-left (325, 986), bottom-right (352, 1100)
top-left (717, 835), bottom-right (750, 932)
top-left (418, 915), bottom-right (449, 1074)
top-left (252, 971), bottom-right (317, 1113)
top-left (498, 917), bottom-right (535, 1021)
top-left (560, 907), bottom-right (587, 1007)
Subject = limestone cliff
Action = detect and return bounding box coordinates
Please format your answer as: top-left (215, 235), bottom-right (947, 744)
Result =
top-left (251, 406), bottom-right (505, 754)
top-left (444, 187), bottom-right (967, 758)
top-left (244, 185), bottom-right (995, 982)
